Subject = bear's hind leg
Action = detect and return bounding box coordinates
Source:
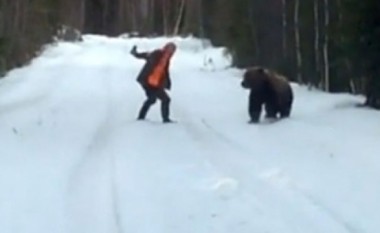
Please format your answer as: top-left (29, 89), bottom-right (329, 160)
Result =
top-left (280, 106), bottom-right (291, 118)
top-left (264, 103), bottom-right (278, 119)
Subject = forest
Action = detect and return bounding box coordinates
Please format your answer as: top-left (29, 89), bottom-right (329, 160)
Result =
top-left (1, 0), bottom-right (379, 108)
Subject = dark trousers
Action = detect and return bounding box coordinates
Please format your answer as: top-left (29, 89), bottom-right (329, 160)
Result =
top-left (138, 85), bottom-right (171, 121)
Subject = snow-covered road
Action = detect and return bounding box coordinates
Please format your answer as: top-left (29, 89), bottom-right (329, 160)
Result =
top-left (0, 35), bottom-right (379, 233)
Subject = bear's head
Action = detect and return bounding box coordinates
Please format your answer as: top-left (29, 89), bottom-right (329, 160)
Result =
top-left (241, 67), bottom-right (268, 89)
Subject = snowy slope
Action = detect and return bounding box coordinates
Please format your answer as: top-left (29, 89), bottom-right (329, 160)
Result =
top-left (0, 35), bottom-right (379, 233)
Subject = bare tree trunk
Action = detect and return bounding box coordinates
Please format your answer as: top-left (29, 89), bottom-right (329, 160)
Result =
top-left (130, 0), bottom-right (137, 32)
top-left (349, 77), bottom-right (356, 94)
top-left (323, 0), bottom-right (330, 91)
top-left (336, 0), bottom-right (352, 93)
top-left (314, 0), bottom-right (320, 88)
top-left (14, 0), bottom-right (21, 34)
top-left (139, 0), bottom-right (150, 34)
top-left (294, 0), bottom-right (302, 83)
top-left (148, 0), bottom-right (155, 34)
top-left (182, 0), bottom-right (202, 36)
top-left (118, 0), bottom-right (124, 32)
top-left (281, 0), bottom-right (287, 58)
top-left (162, 0), bottom-right (169, 35)
top-left (103, 0), bottom-right (108, 33)
top-left (173, 0), bottom-right (186, 35)
top-left (198, 0), bottom-right (205, 38)
top-left (80, 0), bottom-right (86, 30)
top-left (336, 0), bottom-right (343, 22)
top-left (248, 2), bottom-right (259, 63)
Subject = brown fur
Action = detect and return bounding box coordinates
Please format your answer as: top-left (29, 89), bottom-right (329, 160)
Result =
top-left (241, 66), bottom-right (293, 123)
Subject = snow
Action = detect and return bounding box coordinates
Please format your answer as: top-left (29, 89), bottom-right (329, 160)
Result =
top-left (0, 34), bottom-right (380, 233)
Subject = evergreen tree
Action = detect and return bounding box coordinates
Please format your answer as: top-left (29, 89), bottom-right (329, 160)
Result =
top-left (356, 0), bottom-right (380, 108)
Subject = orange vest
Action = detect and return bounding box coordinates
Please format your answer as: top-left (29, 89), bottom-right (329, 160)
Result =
top-left (147, 50), bottom-right (171, 87)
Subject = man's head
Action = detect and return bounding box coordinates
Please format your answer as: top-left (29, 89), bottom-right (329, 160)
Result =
top-left (163, 42), bottom-right (177, 56)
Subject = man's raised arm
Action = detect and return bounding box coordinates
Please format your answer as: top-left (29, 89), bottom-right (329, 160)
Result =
top-left (130, 46), bottom-right (149, 59)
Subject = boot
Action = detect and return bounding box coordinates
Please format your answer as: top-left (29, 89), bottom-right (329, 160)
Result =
top-left (161, 101), bottom-right (172, 123)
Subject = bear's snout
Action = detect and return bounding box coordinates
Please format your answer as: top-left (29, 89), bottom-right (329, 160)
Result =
top-left (241, 80), bottom-right (249, 88)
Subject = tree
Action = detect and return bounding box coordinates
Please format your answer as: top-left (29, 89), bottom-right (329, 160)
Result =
top-left (294, 0), bottom-right (302, 83)
top-left (314, 0), bottom-right (320, 88)
top-left (323, 0), bottom-right (330, 91)
top-left (357, 0), bottom-right (380, 108)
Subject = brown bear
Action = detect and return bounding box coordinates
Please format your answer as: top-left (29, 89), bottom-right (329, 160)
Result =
top-left (241, 66), bottom-right (293, 123)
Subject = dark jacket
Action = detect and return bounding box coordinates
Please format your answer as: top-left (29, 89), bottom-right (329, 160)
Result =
top-left (131, 48), bottom-right (171, 90)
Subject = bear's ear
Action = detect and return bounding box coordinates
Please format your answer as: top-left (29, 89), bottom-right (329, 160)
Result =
top-left (256, 67), bottom-right (265, 73)
top-left (257, 67), bottom-right (271, 76)
top-left (243, 70), bottom-right (249, 79)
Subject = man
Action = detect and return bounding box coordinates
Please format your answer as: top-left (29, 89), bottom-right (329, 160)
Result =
top-left (130, 42), bottom-right (177, 123)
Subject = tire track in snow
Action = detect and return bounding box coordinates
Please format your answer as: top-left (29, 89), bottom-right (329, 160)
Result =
top-left (198, 118), bottom-right (363, 233)
top-left (174, 110), bottom-right (302, 232)
top-left (200, 119), bottom-right (257, 157)
top-left (286, 182), bottom-right (363, 233)
top-left (174, 105), bottom-right (358, 233)
top-left (66, 71), bottom-right (123, 233)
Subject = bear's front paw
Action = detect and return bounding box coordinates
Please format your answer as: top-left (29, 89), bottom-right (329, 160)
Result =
top-left (248, 119), bottom-right (259, 124)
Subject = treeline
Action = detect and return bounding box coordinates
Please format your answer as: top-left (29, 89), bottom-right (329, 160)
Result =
top-left (0, 0), bottom-right (202, 74)
top-left (0, 0), bottom-right (379, 108)
top-left (0, 0), bottom-right (59, 74)
top-left (201, 0), bottom-right (380, 108)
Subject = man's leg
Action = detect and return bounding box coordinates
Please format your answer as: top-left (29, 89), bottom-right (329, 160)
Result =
top-left (137, 87), bottom-right (157, 120)
top-left (156, 89), bottom-right (172, 122)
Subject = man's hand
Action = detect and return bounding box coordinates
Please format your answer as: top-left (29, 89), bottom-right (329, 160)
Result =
top-left (130, 45), bottom-right (137, 54)
top-left (130, 45), bottom-right (149, 59)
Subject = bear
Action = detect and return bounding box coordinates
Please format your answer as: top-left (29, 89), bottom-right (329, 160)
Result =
top-left (241, 66), bottom-right (293, 123)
